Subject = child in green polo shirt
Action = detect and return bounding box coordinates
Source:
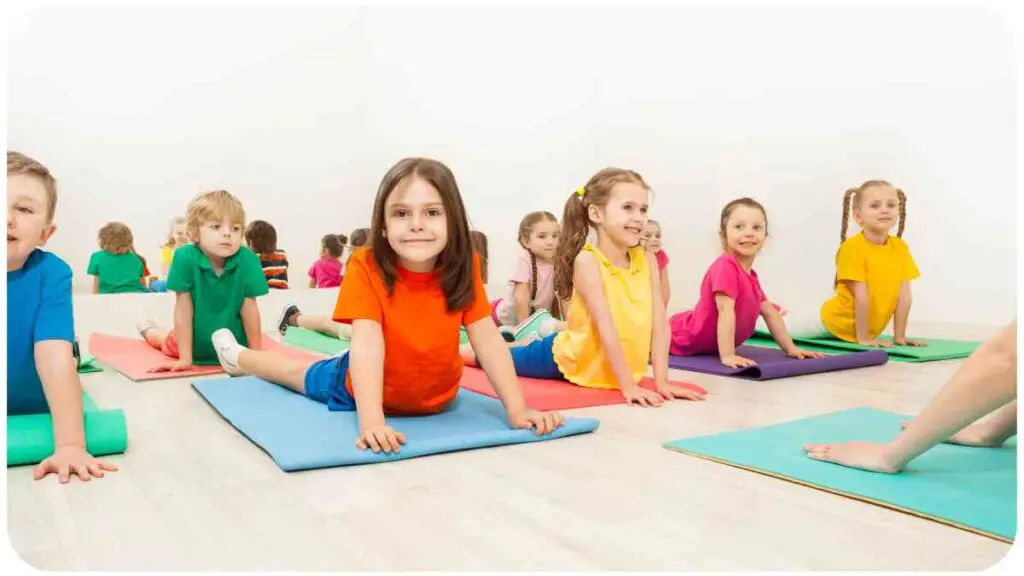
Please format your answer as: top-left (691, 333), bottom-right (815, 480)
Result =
top-left (137, 190), bottom-right (269, 372)
top-left (87, 222), bottom-right (148, 294)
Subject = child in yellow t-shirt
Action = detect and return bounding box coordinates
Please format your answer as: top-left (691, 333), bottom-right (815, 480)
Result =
top-left (819, 180), bottom-right (927, 347)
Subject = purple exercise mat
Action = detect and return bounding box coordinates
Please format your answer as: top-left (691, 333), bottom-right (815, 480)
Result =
top-left (666, 345), bottom-right (889, 380)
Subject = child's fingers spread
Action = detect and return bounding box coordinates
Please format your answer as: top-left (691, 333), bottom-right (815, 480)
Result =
top-left (100, 460), bottom-right (119, 472)
top-left (74, 465), bottom-right (91, 482)
top-left (364, 434), bottom-right (382, 453)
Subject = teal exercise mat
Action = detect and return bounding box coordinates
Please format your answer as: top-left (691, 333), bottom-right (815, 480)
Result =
top-left (283, 327), bottom-right (349, 356)
top-left (664, 408), bottom-right (1016, 542)
top-left (744, 335), bottom-right (979, 363)
top-left (7, 393), bottom-right (128, 466)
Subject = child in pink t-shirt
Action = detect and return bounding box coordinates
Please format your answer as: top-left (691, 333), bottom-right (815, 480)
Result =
top-left (669, 198), bottom-right (823, 368)
top-left (641, 220), bottom-right (671, 307)
top-left (308, 234), bottom-right (344, 289)
top-left (493, 212), bottom-right (566, 338)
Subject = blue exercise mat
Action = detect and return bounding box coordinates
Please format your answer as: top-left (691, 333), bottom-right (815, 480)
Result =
top-left (193, 376), bottom-right (600, 471)
top-left (664, 407), bottom-right (1016, 542)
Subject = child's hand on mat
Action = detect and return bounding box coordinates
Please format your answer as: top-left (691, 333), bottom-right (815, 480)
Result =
top-left (785, 347), bottom-right (826, 360)
top-left (509, 409), bottom-right (564, 435)
top-left (802, 441), bottom-right (902, 474)
top-left (356, 424), bottom-right (406, 454)
top-left (893, 337), bottom-right (928, 347)
top-left (656, 383), bottom-right (707, 401)
top-left (720, 354), bottom-right (757, 369)
top-left (34, 445), bottom-right (118, 483)
top-left (148, 359), bottom-right (193, 373)
top-left (621, 385), bottom-right (666, 407)
top-left (858, 339), bottom-right (893, 348)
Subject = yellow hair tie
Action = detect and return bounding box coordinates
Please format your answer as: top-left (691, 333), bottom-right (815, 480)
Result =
top-left (575, 186), bottom-right (586, 198)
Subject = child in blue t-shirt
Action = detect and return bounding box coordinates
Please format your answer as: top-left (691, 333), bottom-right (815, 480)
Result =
top-left (7, 151), bottom-right (118, 483)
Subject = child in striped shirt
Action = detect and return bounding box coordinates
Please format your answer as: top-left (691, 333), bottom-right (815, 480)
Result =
top-left (245, 220), bottom-right (289, 289)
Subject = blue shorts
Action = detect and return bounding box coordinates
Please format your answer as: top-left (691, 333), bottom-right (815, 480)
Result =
top-left (303, 352), bottom-right (356, 411)
top-left (507, 334), bottom-right (564, 380)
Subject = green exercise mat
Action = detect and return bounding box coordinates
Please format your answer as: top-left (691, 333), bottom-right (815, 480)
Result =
top-left (284, 326), bottom-right (469, 354)
top-left (7, 393), bottom-right (128, 466)
top-left (283, 327), bottom-right (350, 356)
top-left (664, 407), bottom-right (1016, 542)
top-left (745, 335), bottom-right (979, 363)
top-left (78, 354), bottom-right (103, 374)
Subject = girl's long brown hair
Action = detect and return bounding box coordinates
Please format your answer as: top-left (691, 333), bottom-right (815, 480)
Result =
top-left (553, 168), bottom-right (649, 300)
top-left (369, 158), bottom-right (476, 312)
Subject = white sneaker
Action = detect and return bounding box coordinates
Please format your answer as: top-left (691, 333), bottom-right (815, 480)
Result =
top-left (211, 328), bottom-right (245, 376)
top-left (136, 319), bottom-right (159, 338)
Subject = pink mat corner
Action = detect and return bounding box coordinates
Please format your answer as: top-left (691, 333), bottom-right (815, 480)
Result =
top-left (88, 332), bottom-right (317, 381)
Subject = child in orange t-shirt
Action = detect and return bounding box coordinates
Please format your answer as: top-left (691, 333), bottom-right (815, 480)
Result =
top-left (210, 157), bottom-right (564, 453)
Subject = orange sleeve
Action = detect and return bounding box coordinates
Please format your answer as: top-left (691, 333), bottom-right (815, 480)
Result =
top-left (332, 249), bottom-right (383, 324)
top-left (461, 252), bottom-right (493, 325)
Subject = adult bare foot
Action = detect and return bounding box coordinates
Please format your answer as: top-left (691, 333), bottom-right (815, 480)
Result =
top-left (802, 441), bottom-right (903, 473)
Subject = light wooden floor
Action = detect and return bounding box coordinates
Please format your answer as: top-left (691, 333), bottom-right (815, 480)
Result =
top-left (6, 290), bottom-right (1014, 570)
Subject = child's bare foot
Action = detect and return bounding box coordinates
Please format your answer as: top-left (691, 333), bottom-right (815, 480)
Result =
top-left (901, 421), bottom-right (1012, 447)
top-left (802, 441), bottom-right (903, 473)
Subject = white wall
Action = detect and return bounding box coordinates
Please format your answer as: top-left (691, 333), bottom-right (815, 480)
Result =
top-left (8, 4), bottom-right (1016, 326)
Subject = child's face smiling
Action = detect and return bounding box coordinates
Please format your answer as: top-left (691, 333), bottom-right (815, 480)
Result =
top-left (591, 182), bottom-right (649, 250)
top-left (641, 223), bottom-right (662, 252)
top-left (384, 176), bottom-right (448, 272)
top-left (723, 205), bottom-right (766, 260)
top-left (854, 184), bottom-right (900, 236)
top-left (7, 174), bottom-right (56, 271)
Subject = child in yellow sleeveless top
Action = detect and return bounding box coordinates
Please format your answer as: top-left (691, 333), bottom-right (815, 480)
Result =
top-left (462, 168), bottom-right (706, 406)
top-left (820, 180), bottom-right (927, 347)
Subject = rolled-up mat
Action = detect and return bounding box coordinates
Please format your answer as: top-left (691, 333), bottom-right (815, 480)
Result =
top-left (90, 332), bottom-right (318, 381)
top-left (78, 354), bottom-right (103, 374)
top-left (282, 327), bottom-right (349, 356)
top-left (664, 408), bottom-right (1016, 542)
top-left (192, 376), bottom-right (599, 471)
top-left (7, 393), bottom-right (128, 466)
top-left (460, 366), bottom-right (707, 410)
top-left (666, 345), bottom-right (888, 380)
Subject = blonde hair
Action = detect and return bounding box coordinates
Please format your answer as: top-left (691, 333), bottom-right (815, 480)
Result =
top-left (7, 151), bottom-right (58, 222)
top-left (554, 168), bottom-right (649, 299)
top-left (185, 190), bottom-right (246, 242)
top-left (98, 222), bottom-right (134, 255)
top-left (164, 217), bottom-right (186, 248)
top-left (840, 180), bottom-right (907, 242)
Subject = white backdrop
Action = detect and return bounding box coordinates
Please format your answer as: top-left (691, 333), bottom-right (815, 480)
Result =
top-left (8, 3), bottom-right (1016, 325)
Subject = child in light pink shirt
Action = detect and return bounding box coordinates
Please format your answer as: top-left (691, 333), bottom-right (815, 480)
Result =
top-left (493, 212), bottom-right (562, 329)
top-left (308, 234), bottom-right (344, 289)
top-left (669, 198), bottom-right (822, 368)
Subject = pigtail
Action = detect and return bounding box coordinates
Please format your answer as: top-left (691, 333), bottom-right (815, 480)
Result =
top-left (896, 188), bottom-right (907, 238)
top-left (529, 250), bottom-right (538, 315)
top-left (554, 189), bottom-right (590, 300)
top-left (840, 187), bottom-right (857, 244)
